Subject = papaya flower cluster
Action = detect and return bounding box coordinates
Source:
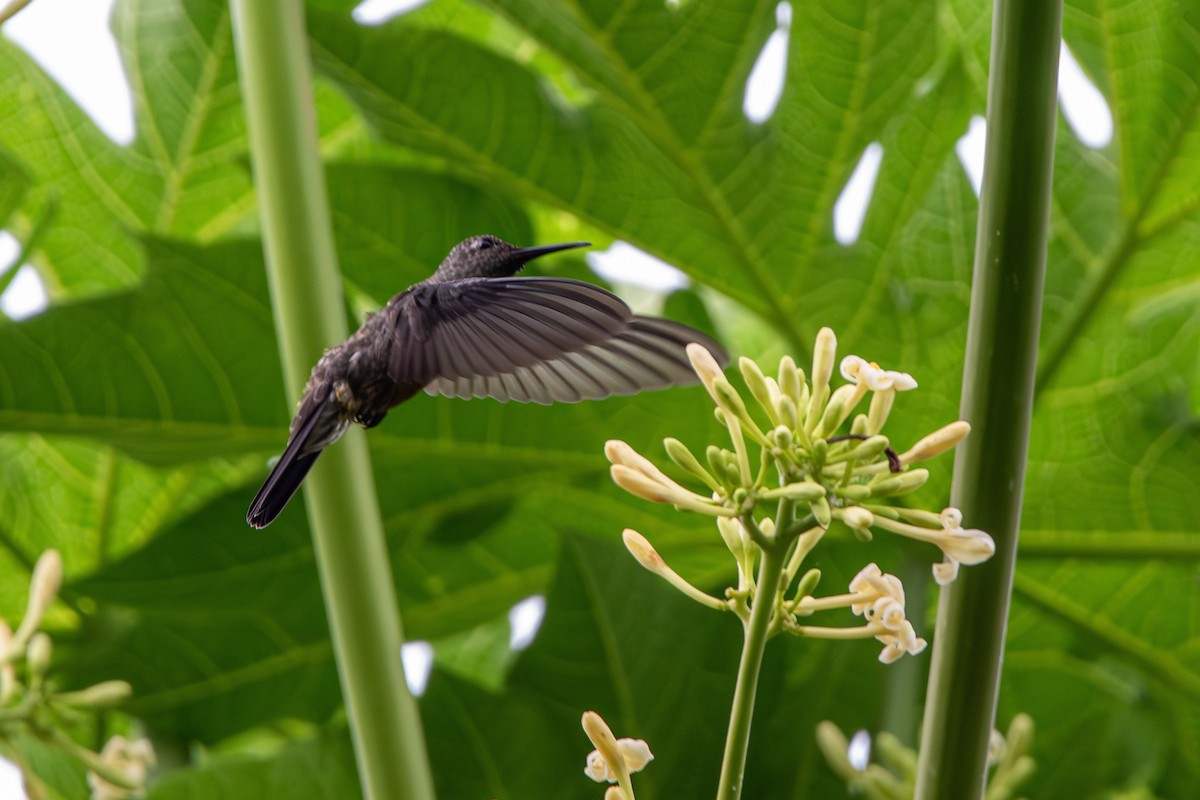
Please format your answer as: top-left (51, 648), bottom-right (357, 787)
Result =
top-left (816, 713), bottom-right (1035, 800)
top-left (1, 550), bottom-right (153, 800)
top-left (605, 328), bottom-right (995, 662)
top-left (581, 710), bottom-right (654, 800)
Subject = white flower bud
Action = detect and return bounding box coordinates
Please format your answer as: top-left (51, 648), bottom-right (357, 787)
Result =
top-left (761, 482), bottom-right (827, 502)
top-left (622, 530), bottom-right (667, 576)
top-left (686, 343), bottom-right (726, 400)
top-left (841, 506), bottom-right (874, 531)
top-left (55, 680), bottom-right (133, 709)
top-left (901, 421), bottom-right (971, 464)
top-left (778, 355), bottom-right (801, 404)
top-left (26, 632), bottom-right (52, 676)
top-left (12, 550), bottom-right (63, 650)
top-left (740, 357), bottom-right (781, 426)
top-left (869, 468), bottom-right (929, 497)
top-left (938, 528), bottom-right (996, 565)
top-left (807, 327), bottom-right (837, 427)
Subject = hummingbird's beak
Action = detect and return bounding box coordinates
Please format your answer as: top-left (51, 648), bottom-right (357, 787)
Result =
top-left (512, 241), bottom-right (591, 265)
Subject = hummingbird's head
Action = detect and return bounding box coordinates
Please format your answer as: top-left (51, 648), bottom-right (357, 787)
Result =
top-left (435, 235), bottom-right (590, 281)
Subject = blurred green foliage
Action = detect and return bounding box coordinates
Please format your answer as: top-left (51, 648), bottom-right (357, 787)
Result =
top-left (0, 0), bottom-right (1197, 797)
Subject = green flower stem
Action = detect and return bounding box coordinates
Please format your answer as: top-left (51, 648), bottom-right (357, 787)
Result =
top-left (913, 1), bottom-right (1060, 798)
top-left (228, 3), bottom-right (434, 799)
top-left (716, 503), bottom-right (815, 799)
top-left (715, 540), bottom-right (787, 800)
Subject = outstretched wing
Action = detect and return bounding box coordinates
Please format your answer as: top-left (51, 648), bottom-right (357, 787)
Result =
top-left (387, 277), bottom-right (633, 385)
top-left (422, 316), bottom-right (729, 405)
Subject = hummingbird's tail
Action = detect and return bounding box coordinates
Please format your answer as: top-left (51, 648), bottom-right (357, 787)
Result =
top-left (247, 392), bottom-right (340, 529)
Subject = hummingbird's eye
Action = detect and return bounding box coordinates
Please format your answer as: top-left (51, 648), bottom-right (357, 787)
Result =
top-left (474, 238), bottom-right (495, 251)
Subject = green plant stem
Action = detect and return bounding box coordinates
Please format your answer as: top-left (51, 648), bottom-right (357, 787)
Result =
top-left (715, 542), bottom-right (787, 800)
top-left (228, 3), bottom-right (433, 799)
top-left (913, 1), bottom-right (1060, 798)
top-left (0, 0), bottom-right (35, 26)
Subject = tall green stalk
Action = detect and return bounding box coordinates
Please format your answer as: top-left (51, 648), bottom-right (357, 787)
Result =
top-left (228, 2), bottom-right (434, 799)
top-left (913, 1), bottom-right (1060, 798)
top-left (716, 543), bottom-right (787, 800)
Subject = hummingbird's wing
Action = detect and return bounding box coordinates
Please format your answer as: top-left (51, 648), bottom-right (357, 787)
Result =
top-left (387, 277), bottom-right (632, 385)
top-left (423, 316), bottom-right (729, 405)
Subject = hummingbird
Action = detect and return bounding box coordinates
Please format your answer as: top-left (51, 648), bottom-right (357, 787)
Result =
top-left (246, 235), bottom-right (729, 528)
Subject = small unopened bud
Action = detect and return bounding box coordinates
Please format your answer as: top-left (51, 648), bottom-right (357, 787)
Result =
top-left (834, 484), bottom-right (872, 501)
top-left (811, 438), bottom-right (828, 471)
top-left (866, 388), bottom-right (896, 434)
top-left (869, 468), bottom-right (930, 497)
top-left (772, 425), bottom-right (793, 450)
top-left (793, 568), bottom-right (822, 603)
top-left (815, 721), bottom-right (853, 773)
top-left (0, 664), bottom-right (14, 704)
top-left (807, 327), bottom-right (837, 425)
top-left (874, 731), bottom-right (916, 775)
top-left (622, 530), bottom-right (667, 575)
top-left (54, 680), bottom-right (133, 709)
top-left (605, 440), bottom-right (677, 488)
top-left (901, 421), bottom-right (971, 464)
top-left (604, 786), bottom-right (626, 800)
top-left (716, 517), bottom-right (746, 557)
top-left (686, 343), bottom-right (725, 396)
top-left (714, 379), bottom-right (766, 443)
top-left (740, 357), bottom-right (780, 426)
top-left (13, 550), bottom-right (63, 649)
top-left (776, 394), bottom-right (799, 430)
top-left (1005, 755), bottom-right (1037, 787)
top-left (1006, 713), bottom-right (1035, 756)
top-left (851, 525), bottom-right (874, 542)
top-left (846, 435), bottom-right (889, 462)
top-left (663, 438), bottom-right (720, 492)
top-left (811, 496), bottom-right (832, 528)
top-left (778, 355), bottom-right (802, 404)
top-left (610, 465), bottom-right (673, 503)
top-left (706, 445), bottom-right (729, 484)
top-left (623, 530), bottom-right (727, 609)
top-left (762, 482), bottom-right (826, 503)
top-left (815, 384), bottom-right (860, 437)
top-left (841, 506), bottom-right (874, 531)
top-left (26, 632), bottom-right (52, 676)
top-left (582, 711), bottom-right (623, 775)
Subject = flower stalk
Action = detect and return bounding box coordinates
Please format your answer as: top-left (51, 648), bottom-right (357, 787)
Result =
top-left (228, 1), bottom-right (433, 798)
top-left (913, 0), bottom-right (1060, 794)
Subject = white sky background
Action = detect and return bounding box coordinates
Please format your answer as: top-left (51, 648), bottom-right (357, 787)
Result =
top-left (0, 0), bottom-right (1114, 793)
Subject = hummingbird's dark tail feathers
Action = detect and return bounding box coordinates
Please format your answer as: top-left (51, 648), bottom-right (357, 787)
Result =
top-left (246, 395), bottom-right (335, 529)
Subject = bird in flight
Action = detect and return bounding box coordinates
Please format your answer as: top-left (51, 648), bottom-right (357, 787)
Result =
top-left (247, 235), bottom-right (728, 528)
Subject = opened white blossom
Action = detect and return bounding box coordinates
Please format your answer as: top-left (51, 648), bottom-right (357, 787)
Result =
top-left (869, 507), bottom-right (995, 583)
top-left (87, 735), bottom-right (155, 800)
top-left (584, 739), bottom-right (654, 783)
top-left (877, 620), bottom-right (927, 664)
top-left (840, 355), bottom-right (918, 392)
top-left (848, 563), bottom-right (904, 616)
top-left (581, 711), bottom-right (652, 800)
